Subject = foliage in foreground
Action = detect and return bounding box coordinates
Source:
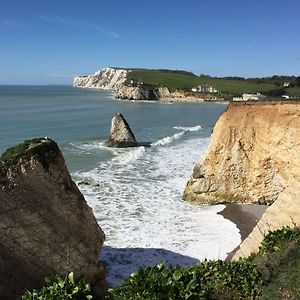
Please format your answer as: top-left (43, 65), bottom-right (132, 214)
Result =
top-left (254, 226), bottom-right (300, 299)
top-left (22, 272), bottom-right (94, 300)
top-left (106, 260), bottom-right (264, 300)
top-left (21, 227), bottom-right (300, 300)
top-left (258, 226), bottom-right (300, 255)
top-left (106, 226), bottom-right (300, 300)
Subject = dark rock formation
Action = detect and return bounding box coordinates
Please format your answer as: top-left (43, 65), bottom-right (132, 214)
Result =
top-left (0, 138), bottom-right (106, 299)
top-left (106, 113), bottom-right (138, 147)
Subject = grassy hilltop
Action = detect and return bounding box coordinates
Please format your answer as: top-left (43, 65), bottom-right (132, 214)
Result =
top-left (126, 69), bottom-right (300, 98)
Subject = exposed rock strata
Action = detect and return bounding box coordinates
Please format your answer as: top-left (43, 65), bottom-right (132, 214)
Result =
top-left (73, 67), bottom-right (218, 101)
top-left (183, 102), bottom-right (300, 205)
top-left (106, 113), bottom-right (138, 147)
top-left (115, 85), bottom-right (170, 100)
top-left (0, 138), bottom-right (106, 299)
top-left (74, 67), bottom-right (128, 90)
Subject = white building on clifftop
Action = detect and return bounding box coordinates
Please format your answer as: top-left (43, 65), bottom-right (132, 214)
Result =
top-left (233, 93), bottom-right (266, 101)
top-left (192, 85), bottom-right (218, 93)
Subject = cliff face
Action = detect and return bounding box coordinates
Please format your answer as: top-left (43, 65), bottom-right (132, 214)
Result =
top-left (232, 183), bottom-right (300, 259)
top-left (74, 67), bottom-right (128, 90)
top-left (115, 85), bottom-right (170, 100)
top-left (0, 138), bottom-right (106, 299)
top-left (183, 102), bottom-right (300, 205)
top-left (73, 67), bottom-right (212, 101)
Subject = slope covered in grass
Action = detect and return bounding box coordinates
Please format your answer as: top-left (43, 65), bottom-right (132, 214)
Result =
top-left (126, 69), bottom-right (279, 96)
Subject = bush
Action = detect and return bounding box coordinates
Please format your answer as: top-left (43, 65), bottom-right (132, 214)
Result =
top-left (22, 272), bottom-right (94, 300)
top-left (106, 260), bottom-right (264, 300)
top-left (258, 226), bottom-right (300, 255)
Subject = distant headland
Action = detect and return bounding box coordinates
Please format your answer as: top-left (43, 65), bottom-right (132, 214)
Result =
top-left (74, 67), bottom-right (300, 102)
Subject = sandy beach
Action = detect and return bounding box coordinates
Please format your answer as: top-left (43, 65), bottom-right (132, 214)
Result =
top-left (218, 203), bottom-right (268, 258)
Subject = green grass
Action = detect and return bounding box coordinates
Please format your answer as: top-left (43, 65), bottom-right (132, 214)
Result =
top-left (0, 137), bottom-right (57, 169)
top-left (252, 227), bottom-right (300, 300)
top-left (260, 244), bottom-right (300, 299)
top-left (126, 69), bottom-right (280, 96)
top-left (287, 86), bottom-right (300, 96)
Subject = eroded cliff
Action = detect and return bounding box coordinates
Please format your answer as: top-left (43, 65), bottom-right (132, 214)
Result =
top-left (232, 183), bottom-right (300, 259)
top-left (115, 85), bottom-right (170, 100)
top-left (73, 67), bottom-right (206, 101)
top-left (0, 138), bottom-right (106, 299)
top-left (74, 67), bottom-right (128, 90)
top-left (183, 102), bottom-right (300, 205)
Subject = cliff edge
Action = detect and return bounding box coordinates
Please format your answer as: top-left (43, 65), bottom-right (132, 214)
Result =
top-left (74, 67), bottom-right (128, 90)
top-left (183, 102), bottom-right (300, 205)
top-left (232, 183), bottom-right (300, 259)
top-left (183, 101), bottom-right (300, 258)
top-left (0, 138), bottom-right (106, 299)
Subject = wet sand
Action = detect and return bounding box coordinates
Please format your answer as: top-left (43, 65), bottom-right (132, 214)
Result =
top-left (218, 203), bottom-right (268, 258)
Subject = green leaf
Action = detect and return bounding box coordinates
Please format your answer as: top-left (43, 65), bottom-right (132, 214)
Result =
top-left (173, 270), bottom-right (182, 281)
top-left (68, 272), bottom-right (75, 285)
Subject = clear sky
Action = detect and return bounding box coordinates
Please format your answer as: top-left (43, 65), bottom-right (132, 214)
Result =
top-left (1, 0), bottom-right (300, 84)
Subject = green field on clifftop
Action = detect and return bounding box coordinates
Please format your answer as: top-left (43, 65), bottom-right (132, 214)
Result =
top-left (126, 69), bottom-right (299, 98)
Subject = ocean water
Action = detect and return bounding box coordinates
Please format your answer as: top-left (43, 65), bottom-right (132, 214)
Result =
top-left (0, 85), bottom-right (241, 285)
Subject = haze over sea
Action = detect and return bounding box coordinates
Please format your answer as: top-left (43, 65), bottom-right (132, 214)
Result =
top-left (0, 85), bottom-right (241, 285)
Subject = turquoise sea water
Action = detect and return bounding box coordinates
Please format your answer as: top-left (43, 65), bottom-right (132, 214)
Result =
top-left (0, 85), bottom-right (241, 285)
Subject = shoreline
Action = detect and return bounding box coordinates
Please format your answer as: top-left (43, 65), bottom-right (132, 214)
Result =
top-left (218, 203), bottom-right (267, 258)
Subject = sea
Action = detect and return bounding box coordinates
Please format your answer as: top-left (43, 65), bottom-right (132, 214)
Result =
top-left (0, 85), bottom-right (241, 285)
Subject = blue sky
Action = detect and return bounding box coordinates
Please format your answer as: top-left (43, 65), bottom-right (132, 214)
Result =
top-left (1, 0), bottom-right (300, 84)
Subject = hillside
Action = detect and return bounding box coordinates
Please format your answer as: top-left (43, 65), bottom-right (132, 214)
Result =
top-left (126, 69), bottom-right (300, 97)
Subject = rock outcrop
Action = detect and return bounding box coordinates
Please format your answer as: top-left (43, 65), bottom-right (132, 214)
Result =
top-left (0, 138), bottom-right (106, 299)
top-left (115, 86), bottom-right (170, 101)
top-left (183, 102), bottom-right (300, 205)
top-left (106, 113), bottom-right (138, 147)
top-left (183, 101), bottom-right (300, 258)
top-left (232, 183), bottom-right (300, 259)
top-left (73, 67), bottom-right (217, 101)
top-left (74, 67), bottom-right (128, 90)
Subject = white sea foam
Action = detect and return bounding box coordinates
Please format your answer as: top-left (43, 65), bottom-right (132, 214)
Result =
top-left (173, 125), bottom-right (202, 132)
top-left (72, 129), bottom-right (241, 286)
top-left (151, 125), bottom-right (202, 146)
top-left (151, 131), bottom-right (186, 146)
top-left (68, 141), bottom-right (104, 153)
top-left (112, 146), bottom-right (146, 164)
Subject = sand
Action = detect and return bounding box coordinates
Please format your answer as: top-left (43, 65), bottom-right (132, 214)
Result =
top-left (218, 203), bottom-right (268, 259)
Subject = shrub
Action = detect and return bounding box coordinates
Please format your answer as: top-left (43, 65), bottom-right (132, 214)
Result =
top-left (106, 260), bottom-right (264, 300)
top-left (22, 272), bottom-right (94, 300)
top-left (258, 226), bottom-right (300, 255)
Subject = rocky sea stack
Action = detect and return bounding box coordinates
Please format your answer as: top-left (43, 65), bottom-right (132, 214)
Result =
top-left (0, 138), bottom-right (106, 299)
top-left (106, 113), bottom-right (138, 147)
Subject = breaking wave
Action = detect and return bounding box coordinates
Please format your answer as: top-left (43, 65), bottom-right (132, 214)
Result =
top-left (70, 126), bottom-right (241, 286)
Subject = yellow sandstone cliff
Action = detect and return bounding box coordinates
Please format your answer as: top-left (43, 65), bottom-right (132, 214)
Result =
top-left (183, 102), bottom-right (300, 258)
top-left (183, 102), bottom-right (300, 205)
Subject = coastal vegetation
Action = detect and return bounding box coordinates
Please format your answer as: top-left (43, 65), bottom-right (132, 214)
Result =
top-left (0, 138), bottom-right (50, 165)
top-left (22, 272), bottom-right (93, 300)
top-left (22, 227), bottom-right (300, 299)
top-left (126, 69), bottom-right (300, 98)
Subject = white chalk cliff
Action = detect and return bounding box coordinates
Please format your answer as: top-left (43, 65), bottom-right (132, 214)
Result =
top-left (73, 67), bottom-right (171, 100)
top-left (73, 67), bottom-right (128, 90)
